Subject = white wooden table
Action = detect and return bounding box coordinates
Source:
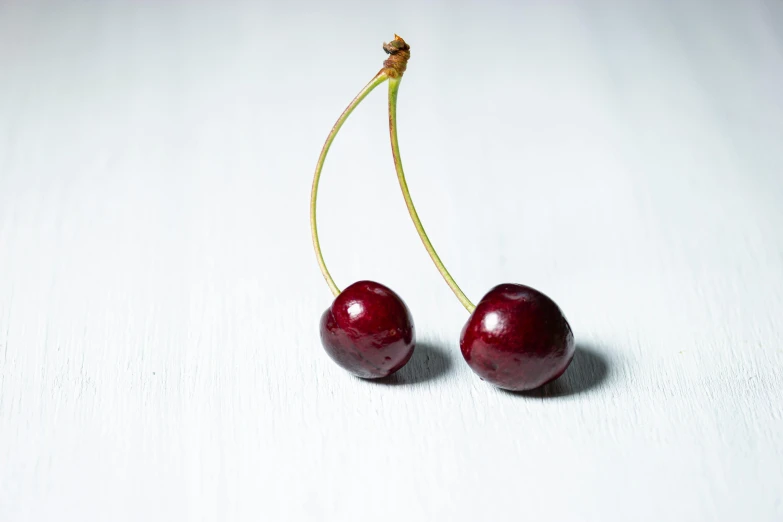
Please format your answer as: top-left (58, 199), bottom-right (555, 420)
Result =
top-left (2, 1), bottom-right (782, 520)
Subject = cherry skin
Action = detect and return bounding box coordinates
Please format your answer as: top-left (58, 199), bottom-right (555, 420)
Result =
top-left (320, 280), bottom-right (415, 379)
top-left (460, 283), bottom-right (575, 391)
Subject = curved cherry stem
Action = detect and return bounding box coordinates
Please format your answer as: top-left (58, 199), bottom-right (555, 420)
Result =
top-left (310, 71), bottom-right (389, 296)
top-left (387, 76), bottom-right (476, 313)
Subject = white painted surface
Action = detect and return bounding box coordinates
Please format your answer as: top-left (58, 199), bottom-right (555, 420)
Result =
top-left (1, 1), bottom-right (782, 520)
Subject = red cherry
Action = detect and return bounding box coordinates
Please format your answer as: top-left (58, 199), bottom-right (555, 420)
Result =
top-left (320, 280), bottom-right (415, 379)
top-left (460, 283), bottom-right (575, 391)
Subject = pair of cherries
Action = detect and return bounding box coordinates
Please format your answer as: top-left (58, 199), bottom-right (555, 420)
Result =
top-left (312, 36), bottom-right (575, 391)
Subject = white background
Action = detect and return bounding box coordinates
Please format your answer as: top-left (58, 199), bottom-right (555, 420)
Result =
top-left (1, 1), bottom-right (782, 520)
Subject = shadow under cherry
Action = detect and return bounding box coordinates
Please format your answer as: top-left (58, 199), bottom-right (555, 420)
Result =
top-left (363, 341), bottom-right (453, 386)
top-left (500, 342), bottom-right (612, 398)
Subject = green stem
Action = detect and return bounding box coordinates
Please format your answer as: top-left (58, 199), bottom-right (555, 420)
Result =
top-left (311, 72), bottom-right (389, 296)
top-left (387, 76), bottom-right (476, 313)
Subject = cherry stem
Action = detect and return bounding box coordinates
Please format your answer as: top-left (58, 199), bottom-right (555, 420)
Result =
top-left (387, 76), bottom-right (476, 313)
top-left (310, 71), bottom-right (389, 296)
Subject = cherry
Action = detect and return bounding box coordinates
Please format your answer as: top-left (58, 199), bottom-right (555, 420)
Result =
top-left (309, 35), bottom-right (578, 389)
top-left (384, 35), bottom-right (577, 390)
top-left (320, 280), bottom-right (415, 378)
top-left (460, 284), bottom-right (575, 391)
top-left (309, 36), bottom-right (418, 379)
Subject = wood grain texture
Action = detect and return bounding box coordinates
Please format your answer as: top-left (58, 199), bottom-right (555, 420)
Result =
top-left (1, 1), bottom-right (782, 520)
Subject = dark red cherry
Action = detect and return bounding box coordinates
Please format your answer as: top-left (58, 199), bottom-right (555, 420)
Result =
top-left (460, 283), bottom-right (575, 391)
top-left (320, 280), bottom-right (415, 379)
